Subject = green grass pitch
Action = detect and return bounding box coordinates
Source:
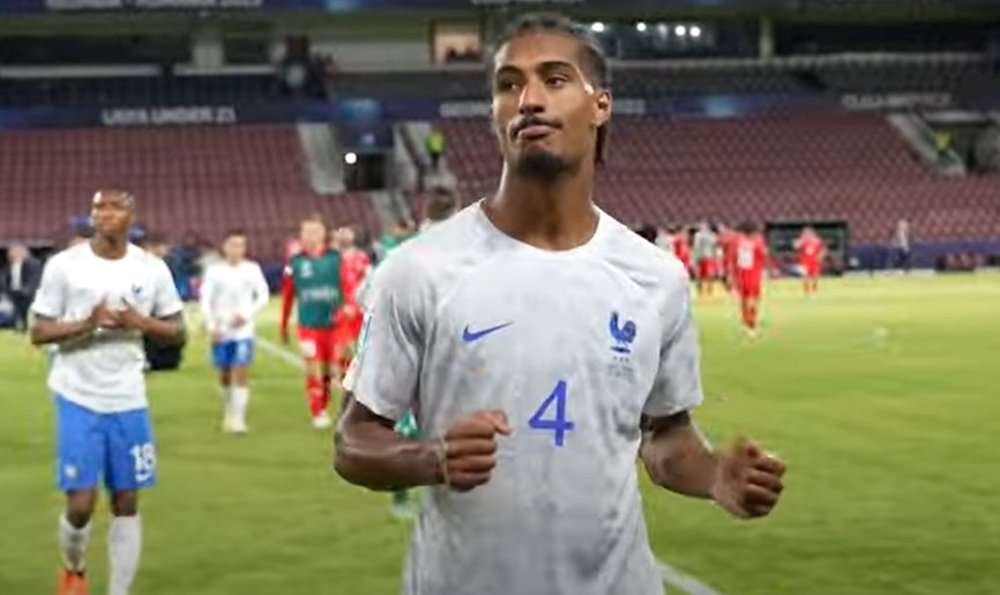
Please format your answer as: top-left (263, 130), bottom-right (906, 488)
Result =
top-left (1, 274), bottom-right (997, 595)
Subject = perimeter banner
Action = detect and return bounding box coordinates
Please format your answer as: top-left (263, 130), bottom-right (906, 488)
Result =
top-left (1, 0), bottom-right (783, 13)
top-left (0, 94), bottom-right (833, 130)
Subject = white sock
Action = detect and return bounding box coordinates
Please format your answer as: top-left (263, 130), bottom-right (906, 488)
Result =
top-left (232, 387), bottom-right (249, 426)
top-left (58, 514), bottom-right (91, 573)
top-left (108, 515), bottom-right (142, 595)
top-left (221, 385), bottom-right (233, 422)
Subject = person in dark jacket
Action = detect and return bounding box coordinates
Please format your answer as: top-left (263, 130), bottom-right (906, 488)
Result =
top-left (3, 244), bottom-right (42, 332)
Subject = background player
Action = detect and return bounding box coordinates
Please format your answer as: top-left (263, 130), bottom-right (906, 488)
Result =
top-left (335, 14), bottom-right (785, 594)
top-left (199, 229), bottom-right (269, 434)
top-left (30, 189), bottom-right (184, 595)
top-left (280, 215), bottom-right (343, 429)
top-left (734, 221), bottom-right (771, 336)
top-left (795, 226), bottom-right (826, 295)
top-left (718, 223), bottom-right (739, 294)
top-left (331, 225), bottom-right (371, 391)
top-left (671, 225), bottom-right (692, 278)
top-left (419, 186), bottom-right (461, 232)
top-left (692, 221), bottom-right (719, 297)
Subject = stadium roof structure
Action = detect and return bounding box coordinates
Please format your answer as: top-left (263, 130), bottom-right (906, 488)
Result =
top-left (3, 0), bottom-right (1000, 14)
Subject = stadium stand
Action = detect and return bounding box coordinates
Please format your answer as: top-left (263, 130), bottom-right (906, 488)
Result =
top-left (0, 73), bottom-right (281, 108)
top-left (0, 125), bottom-right (378, 258)
top-left (2, 54), bottom-right (989, 108)
top-left (440, 112), bottom-right (1000, 244)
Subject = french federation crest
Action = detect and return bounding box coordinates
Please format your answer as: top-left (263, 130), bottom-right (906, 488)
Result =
top-left (609, 311), bottom-right (637, 354)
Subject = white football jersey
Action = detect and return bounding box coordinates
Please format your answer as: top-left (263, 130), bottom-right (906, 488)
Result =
top-left (348, 202), bottom-right (703, 595)
top-left (692, 229), bottom-right (718, 262)
top-left (31, 243), bottom-right (183, 413)
top-left (199, 260), bottom-right (269, 342)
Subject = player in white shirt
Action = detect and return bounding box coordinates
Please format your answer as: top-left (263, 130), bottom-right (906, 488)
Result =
top-left (335, 14), bottom-right (787, 595)
top-left (199, 230), bottom-right (270, 434)
top-left (692, 222), bottom-right (719, 297)
top-left (30, 190), bottom-right (185, 595)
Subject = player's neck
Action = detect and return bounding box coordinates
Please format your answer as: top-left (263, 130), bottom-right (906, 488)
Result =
top-left (90, 235), bottom-right (128, 260)
top-left (226, 258), bottom-right (242, 266)
top-left (488, 167), bottom-right (598, 251)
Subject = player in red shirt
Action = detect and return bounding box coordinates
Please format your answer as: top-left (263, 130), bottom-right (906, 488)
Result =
top-left (332, 225), bottom-right (371, 382)
top-left (280, 215), bottom-right (345, 429)
top-left (718, 223), bottom-right (739, 294)
top-left (734, 222), bottom-right (769, 336)
top-left (794, 226), bottom-right (826, 295)
top-left (671, 226), bottom-right (692, 278)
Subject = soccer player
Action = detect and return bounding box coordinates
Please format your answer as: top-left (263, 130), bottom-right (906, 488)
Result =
top-left (692, 221), bottom-right (719, 297)
top-left (331, 225), bottom-right (371, 381)
top-left (734, 221), bottom-right (770, 336)
top-left (718, 223), bottom-right (739, 294)
top-left (280, 215), bottom-right (343, 429)
top-left (30, 190), bottom-right (184, 595)
top-left (795, 226), bottom-right (826, 295)
top-left (419, 186), bottom-right (461, 232)
top-left (335, 14), bottom-right (786, 595)
top-left (671, 225), bottom-right (692, 278)
top-left (199, 230), bottom-right (269, 434)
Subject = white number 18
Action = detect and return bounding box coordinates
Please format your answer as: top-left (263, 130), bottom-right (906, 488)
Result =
top-left (130, 443), bottom-right (156, 483)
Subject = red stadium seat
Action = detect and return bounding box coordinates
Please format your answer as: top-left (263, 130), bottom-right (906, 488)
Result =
top-left (439, 113), bottom-right (1000, 243)
top-left (0, 125), bottom-right (378, 258)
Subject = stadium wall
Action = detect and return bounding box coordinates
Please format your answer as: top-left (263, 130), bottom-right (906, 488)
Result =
top-left (852, 241), bottom-right (1000, 271)
top-left (0, 92), bottom-right (834, 130)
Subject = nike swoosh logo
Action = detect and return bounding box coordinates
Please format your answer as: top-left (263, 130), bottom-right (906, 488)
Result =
top-left (462, 322), bottom-right (514, 343)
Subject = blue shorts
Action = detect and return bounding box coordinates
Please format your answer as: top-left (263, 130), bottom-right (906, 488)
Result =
top-left (211, 339), bottom-right (254, 370)
top-left (55, 396), bottom-right (157, 492)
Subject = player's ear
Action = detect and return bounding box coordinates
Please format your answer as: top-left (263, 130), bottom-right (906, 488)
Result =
top-left (592, 88), bottom-right (612, 129)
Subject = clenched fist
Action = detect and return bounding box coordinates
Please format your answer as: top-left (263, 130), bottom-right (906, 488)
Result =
top-left (711, 438), bottom-right (786, 519)
top-left (436, 410), bottom-right (512, 492)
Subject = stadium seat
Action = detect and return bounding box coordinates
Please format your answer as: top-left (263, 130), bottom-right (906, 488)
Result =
top-left (0, 125), bottom-right (378, 259)
top-left (439, 113), bottom-right (1000, 244)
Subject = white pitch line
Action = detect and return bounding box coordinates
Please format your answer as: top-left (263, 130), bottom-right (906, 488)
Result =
top-left (257, 336), bottom-right (722, 595)
top-left (257, 337), bottom-right (305, 369)
top-left (657, 560), bottom-right (723, 595)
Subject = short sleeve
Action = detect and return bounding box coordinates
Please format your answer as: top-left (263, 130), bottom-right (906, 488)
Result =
top-left (30, 257), bottom-right (66, 319)
top-left (249, 263), bottom-right (270, 314)
top-left (152, 259), bottom-right (183, 317)
top-left (345, 251), bottom-right (429, 422)
top-left (198, 265), bottom-right (216, 319)
top-left (643, 266), bottom-right (704, 417)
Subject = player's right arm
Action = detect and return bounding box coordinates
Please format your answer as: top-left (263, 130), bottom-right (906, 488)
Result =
top-left (334, 252), bottom-right (510, 492)
top-left (279, 260), bottom-right (296, 343)
top-left (198, 265), bottom-right (218, 336)
top-left (29, 256), bottom-right (117, 346)
top-left (30, 307), bottom-right (116, 346)
top-left (337, 397), bottom-right (510, 492)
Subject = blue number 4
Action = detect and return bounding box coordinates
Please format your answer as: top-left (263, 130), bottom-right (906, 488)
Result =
top-left (529, 380), bottom-right (575, 447)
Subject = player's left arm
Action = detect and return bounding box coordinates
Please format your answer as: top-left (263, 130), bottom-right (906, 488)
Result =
top-left (121, 310), bottom-right (186, 345)
top-left (640, 413), bottom-right (785, 519)
top-left (640, 411), bottom-right (716, 499)
top-left (640, 263), bottom-right (785, 518)
top-left (120, 259), bottom-right (186, 345)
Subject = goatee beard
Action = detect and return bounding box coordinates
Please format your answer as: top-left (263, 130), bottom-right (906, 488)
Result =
top-left (514, 152), bottom-right (576, 184)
